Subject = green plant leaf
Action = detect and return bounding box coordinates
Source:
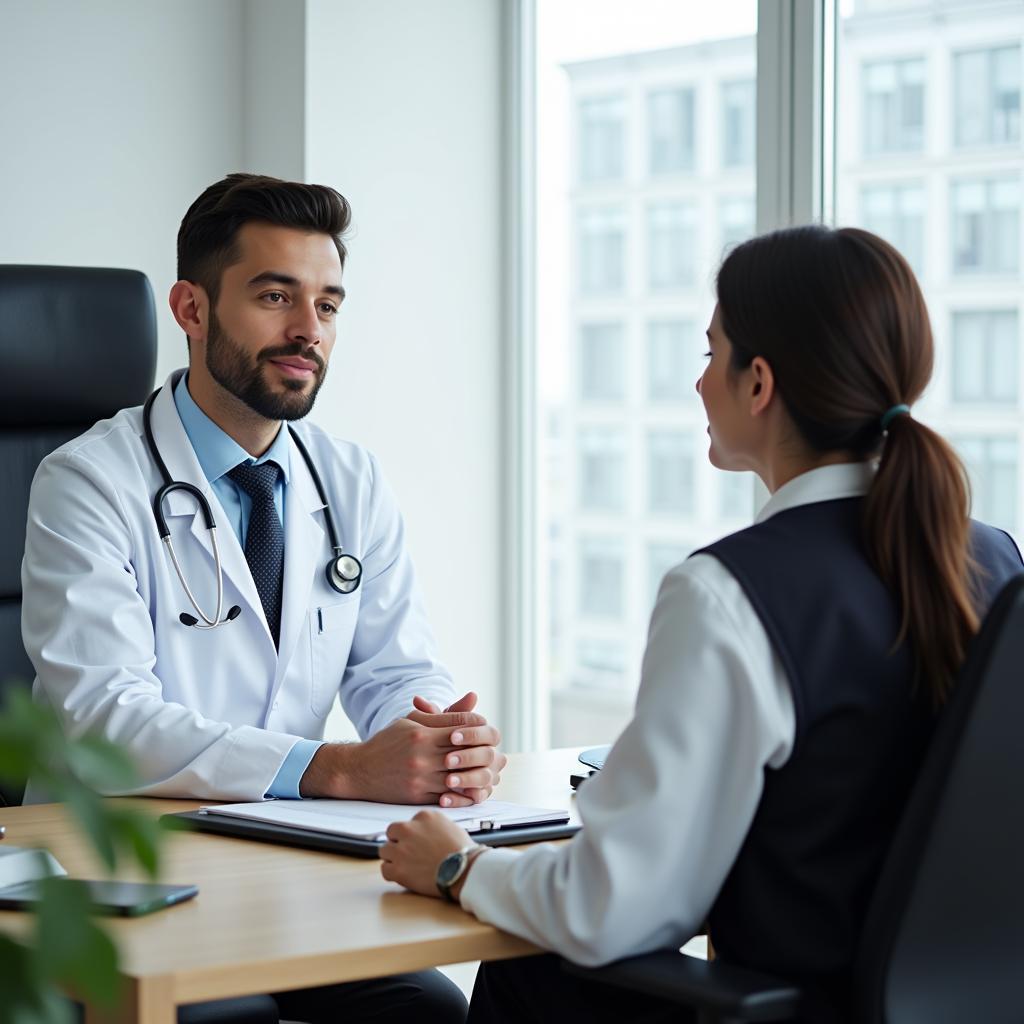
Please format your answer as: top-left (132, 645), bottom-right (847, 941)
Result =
top-left (64, 736), bottom-right (139, 792)
top-left (35, 878), bottom-right (121, 1007)
top-left (63, 787), bottom-right (118, 874)
top-left (106, 808), bottom-right (166, 880)
top-left (0, 934), bottom-right (66, 1024)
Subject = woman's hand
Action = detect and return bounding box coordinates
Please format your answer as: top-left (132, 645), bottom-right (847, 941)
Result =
top-left (379, 810), bottom-right (476, 898)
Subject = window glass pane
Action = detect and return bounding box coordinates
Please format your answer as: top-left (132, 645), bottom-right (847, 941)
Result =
top-left (838, 1), bottom-right (1024, 554)
top-left (579, 95), bottom-right (626, 182)
top-left (647, 319), bottom-right (696, 401)
top-left (647, 542), bottom-right (691, 608)
top-left (721, 79), bottom-right (755, 167)
top-left (579, 322), bottom-right (625, 400)
top-left (578, 206), bottom-right (626, 294)
top-left (955, 45), bottom-right (1021, 147)
top-left (719, 194), bottom-right (755, 254)
top-left (536, 1), bottom-right (757, 746)
top-left (649, 87), bottom-right (696, 174)
top-left (647, 430), bottom-right (694, 516)
top-left (578, 426), bottom-right (626, 511)
top-left (647, 201), bottom-right (698, 290)
top-left (863, 57), bottom-right (925, 154)
top-left (578, 535), bottom-right (625, 618)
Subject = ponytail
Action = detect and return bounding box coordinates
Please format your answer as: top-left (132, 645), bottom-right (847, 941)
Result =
top-left (865, 415), bottom-right (979, 705)
top-left (717, 226), bottom-right (981, 705)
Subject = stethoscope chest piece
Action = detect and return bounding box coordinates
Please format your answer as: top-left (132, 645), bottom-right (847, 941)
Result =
top-left (327, 553), bottom-right (363, 594)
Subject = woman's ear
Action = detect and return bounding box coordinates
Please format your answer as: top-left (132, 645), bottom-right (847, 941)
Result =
top-left (748, 356), bottom-right (776, 417)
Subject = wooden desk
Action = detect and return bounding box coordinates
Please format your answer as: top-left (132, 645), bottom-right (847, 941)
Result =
top-left (0, 749), bottom-right (584, 1024)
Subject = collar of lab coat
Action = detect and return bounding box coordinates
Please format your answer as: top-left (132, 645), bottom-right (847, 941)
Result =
top-left (147, 370), bottom-right (329, 665)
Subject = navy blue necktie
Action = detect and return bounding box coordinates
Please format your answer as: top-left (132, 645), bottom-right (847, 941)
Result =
top-left (228, 461), bottom-right (284, 647)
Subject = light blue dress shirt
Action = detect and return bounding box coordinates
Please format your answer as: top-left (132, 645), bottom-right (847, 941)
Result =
top-left (173, 373), bottom-right (323, 798)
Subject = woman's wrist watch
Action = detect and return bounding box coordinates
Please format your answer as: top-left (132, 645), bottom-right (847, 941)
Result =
top-left (436, 843), bottom-right (486, 903)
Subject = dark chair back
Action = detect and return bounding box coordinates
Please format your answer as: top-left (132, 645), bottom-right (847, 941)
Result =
top-left (856, 572), bottom-right (1024, 1023)
top-left (0, 265), bottom-right (156, 806)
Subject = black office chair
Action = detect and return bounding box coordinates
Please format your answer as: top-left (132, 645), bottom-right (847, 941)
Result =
top-left (0, 265), bottom-right (157, 807)
top-left (565, 572), bottom-right (1024, 1023)
top-left (1, 265), bottom-right (278, 1024)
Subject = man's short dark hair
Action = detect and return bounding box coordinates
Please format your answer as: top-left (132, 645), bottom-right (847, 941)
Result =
top-left (177, 173), bottom-right (352, 305)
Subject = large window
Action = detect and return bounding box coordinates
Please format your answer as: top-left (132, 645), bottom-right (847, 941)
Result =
top-left (952, 436), bottom-right (1019, 532)
top-left (579, 322), bottom-right (626, 401)
top-left (862, 57), bottom-right (925, 155)
top-left (534, 1), bottom-right (757, 745)
top-left (951, 177), bottom-right (1020, 274)
top-left (647, 320), bottom-right (696, 401)
top-left (954, 45), bottom-right (1021, 148)
top-left (837, 0), bottom-right (1024, 575)
top-left (578, 206), bottom-right (627, 294)
top-left (578, 95), bottom-right (626, 182)
top-left (721, 79), bottom-right (755, 168)
top-left (647, 201), bottom-right (698, 290)
top-left (860, 181), bottom-right (924, 274)
top-left (649, 87), bottom-right (696, 174)
top-left (951, 310), bottom-right (1019, 405)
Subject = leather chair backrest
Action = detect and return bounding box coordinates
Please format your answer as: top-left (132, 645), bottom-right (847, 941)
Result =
top-left (0, 265), bottom-right (156, 805)
top-left (855, 572), bottom-right (1024, 1023)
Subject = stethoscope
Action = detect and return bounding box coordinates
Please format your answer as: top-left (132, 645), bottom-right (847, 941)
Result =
top-left (142, 388), bottom-right (363, 629)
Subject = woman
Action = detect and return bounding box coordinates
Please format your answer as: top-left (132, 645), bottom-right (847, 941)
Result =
top-left (379, 226), bottom-right (1024, 1023)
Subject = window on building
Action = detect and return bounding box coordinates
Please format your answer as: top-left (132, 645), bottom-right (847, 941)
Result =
top-left (575, 635), bottom-right (627, 686)
top-left (647, 320), bottom-right (695, 401)
top-left (719, 194), bottom-right (756, 254)
top-left (578, 536), bottom-right (625, 618)
top-left (647, 542), bottom-right (691, 609)
top-left (721, 79), bottom-right (755, 167)
top-left (648, 87), bottom-right (696, 174)
top-left (860, 181), bottom-right (925, 274)
top-left (952, 177), bottom-right (1020, 274)
top-left (579, 322), bottom-right (626, 401)
top-left (647, 201), bottom-right (698, 290)
top-left (719, 471), bottom-right (754, 520)
top-left (953, 436), bottom-right (1019, 532)
top-left (954, 45), bottom-right (1021, 148)
top-left (647, 430), bottom-right (694, 516)
top-left (952, 310), bottom-right (1019, 404)
top-left (578, 426), bottom-right (626, 511)
top-left (579, 206), bottom-right (627, 294)
top-left (863, 57), bottom-right (925, 155)
top-left (579, 95), bottom-right (626, 182)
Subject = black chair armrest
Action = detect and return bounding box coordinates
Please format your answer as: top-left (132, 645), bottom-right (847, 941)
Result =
top-left (563, 951), bottom-right (801, 1022)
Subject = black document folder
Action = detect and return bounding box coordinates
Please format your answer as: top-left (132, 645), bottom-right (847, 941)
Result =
top-left (164, 809), bottom-right (580, 859)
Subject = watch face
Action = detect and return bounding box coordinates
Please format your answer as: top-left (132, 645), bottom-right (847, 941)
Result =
top-left (437, 850), bottom-right (465, 888)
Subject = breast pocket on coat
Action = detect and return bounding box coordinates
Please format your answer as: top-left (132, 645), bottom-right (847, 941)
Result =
top-left (308, 596), bottom-right (360, 717)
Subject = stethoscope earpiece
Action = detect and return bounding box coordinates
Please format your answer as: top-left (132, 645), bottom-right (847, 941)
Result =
top-left (144, 384), bottom-right (363, 632)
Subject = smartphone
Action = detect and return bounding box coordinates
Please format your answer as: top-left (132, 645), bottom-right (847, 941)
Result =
top-left (0, 879), bottom-right (198, 917)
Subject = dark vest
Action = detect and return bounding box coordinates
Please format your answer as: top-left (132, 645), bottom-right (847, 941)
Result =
top-left (695, 498), bottom-right (1023, 1022)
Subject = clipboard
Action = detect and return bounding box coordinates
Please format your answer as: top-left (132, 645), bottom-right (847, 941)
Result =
top-left (164, 809), bottom-right (580, 859)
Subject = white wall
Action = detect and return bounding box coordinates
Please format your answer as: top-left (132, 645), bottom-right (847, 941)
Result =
top-left (305, 0), bottom-right (504, 735)
top-left (1, 0), bottom-right (505, 741)
top-left (0, 0), bottom-right (246, 385)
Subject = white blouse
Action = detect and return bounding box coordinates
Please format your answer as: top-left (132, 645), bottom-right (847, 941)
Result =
top-left (461, 462), bottom-right (877, 965)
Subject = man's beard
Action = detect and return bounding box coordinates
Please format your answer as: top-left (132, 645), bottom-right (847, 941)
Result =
top-left (204, 310), bottom-right (327, 421)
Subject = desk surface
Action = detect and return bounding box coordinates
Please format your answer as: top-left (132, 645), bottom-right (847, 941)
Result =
top-left (0, 748), bottom-right (585, 1024)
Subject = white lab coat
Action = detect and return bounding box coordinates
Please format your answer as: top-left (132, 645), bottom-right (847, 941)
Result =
top-left (21, 372), bottom-right (455, 802)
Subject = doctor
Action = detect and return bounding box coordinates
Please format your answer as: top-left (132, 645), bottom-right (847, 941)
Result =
top-left (21, 172), bottom-right (505, 815)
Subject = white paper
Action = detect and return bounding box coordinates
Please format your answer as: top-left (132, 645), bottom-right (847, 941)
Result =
top-left (198, 798), bottom-right (569, 840)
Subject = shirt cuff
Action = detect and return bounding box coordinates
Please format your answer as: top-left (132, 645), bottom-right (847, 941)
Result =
top-left (265, 739), bottom-right (324, 799)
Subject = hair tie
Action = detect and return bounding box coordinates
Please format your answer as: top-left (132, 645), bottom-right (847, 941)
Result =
top-left (880, 404), bottom-right (911, 431)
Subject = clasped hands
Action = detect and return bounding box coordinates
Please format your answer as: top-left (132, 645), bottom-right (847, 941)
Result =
top-left (300, 690), bottom-right (507, 808)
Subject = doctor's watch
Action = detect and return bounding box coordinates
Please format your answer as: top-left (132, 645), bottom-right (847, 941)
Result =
top-left (436, 844), bottom-right (487, 903)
